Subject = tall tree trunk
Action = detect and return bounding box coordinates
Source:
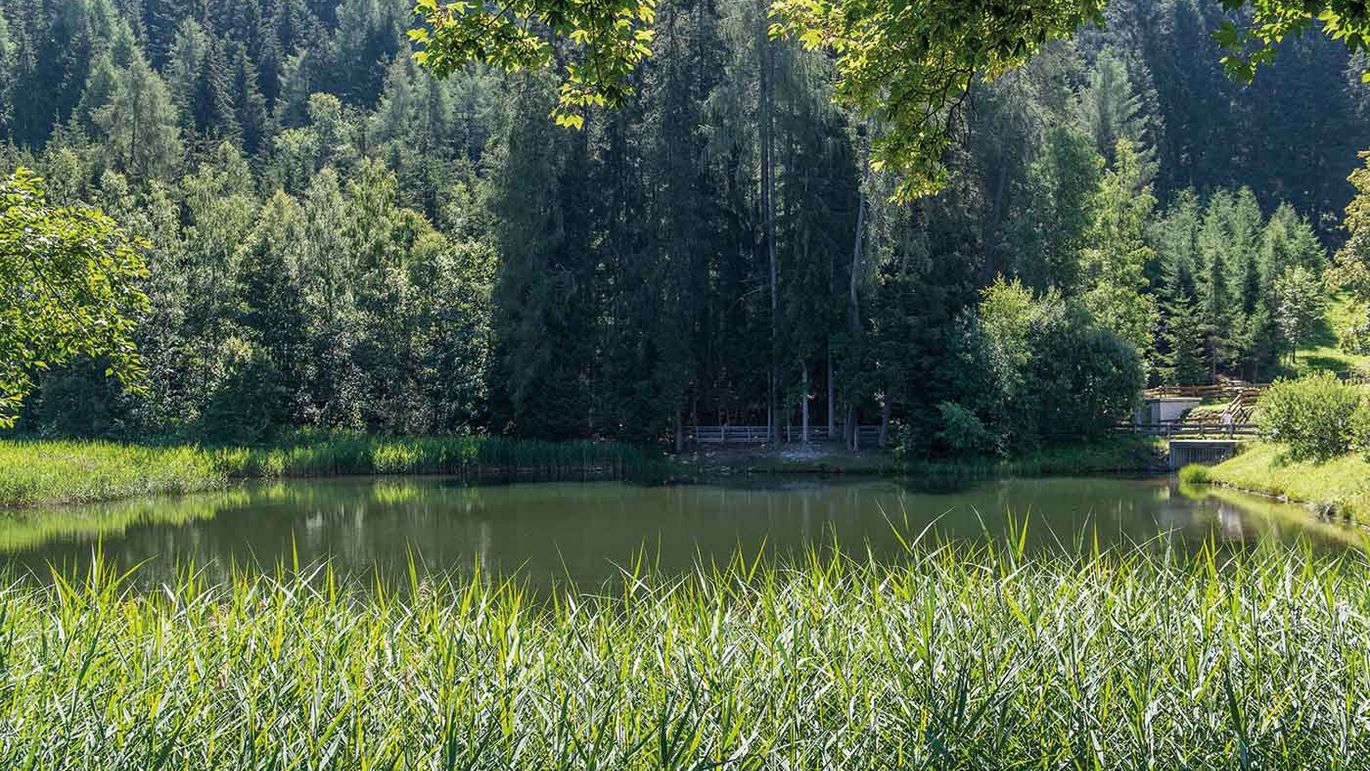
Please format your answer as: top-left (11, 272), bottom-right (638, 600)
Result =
top-left (758, 0), bottom-right (779, 444)
top-left (879, 390), bottom-right (892, 448)
top-left (826, 350), bottom-right (836, 439)
top-left (801, 366), bottom-right (810, 443)
top-left (845, 128), bottom-right (870, 451)
top-left (984, 161), bottom-right (1009, 285)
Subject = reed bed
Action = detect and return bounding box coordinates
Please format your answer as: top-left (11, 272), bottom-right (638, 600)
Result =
top-left (0, 435), bottom-right (673, 507)
top-left (213, 433), bottom-right (673, 482)
top-left (0, 439), bottom-right (224, 507)
top-left (4, 539), bottom-right (1370, 768)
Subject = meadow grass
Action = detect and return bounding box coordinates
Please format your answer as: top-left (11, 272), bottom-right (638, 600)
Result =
top-left (1200, 441), bottom-right (1370, 523)
top-left (5, 539), bottom-right (1370, 768)
top-left (0, 434), bottom-right (675, 508)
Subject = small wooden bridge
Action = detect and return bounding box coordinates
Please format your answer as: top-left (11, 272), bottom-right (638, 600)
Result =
top-left (685, 425), bottom-right (884, 446)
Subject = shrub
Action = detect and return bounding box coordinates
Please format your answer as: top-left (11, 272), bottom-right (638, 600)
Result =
top-left (1177, 464), bottom-right (1211, 484)
top-left (1257, 372), bottom-right (1364, 461)
top-left (935, 401), bottom-right (996, 455)
top-left (1340, 320), bottom-right (1370, 355)
top-left (1353, 399), bottom-right (1370, 461)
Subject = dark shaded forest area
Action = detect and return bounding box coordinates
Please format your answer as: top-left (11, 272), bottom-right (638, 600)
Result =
top-left (2, 0), bottom-right (1367, 455)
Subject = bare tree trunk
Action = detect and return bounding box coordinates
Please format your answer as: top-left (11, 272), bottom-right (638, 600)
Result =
top-left (879, 391), bottom-right (892, 448)
top-left (845, 128), bottom-right (870, 452)
top-left (675, 409), bottom-right (685, 454)
top-left (758, 0), bottom-right (779, 445)
top-left (801, 366), bottom-right (810, 443)
top-left (826, 351), bottom-right (836, 439)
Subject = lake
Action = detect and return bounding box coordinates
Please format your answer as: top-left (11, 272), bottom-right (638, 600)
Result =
top-left (0, 476), bottom-right (1358, 588)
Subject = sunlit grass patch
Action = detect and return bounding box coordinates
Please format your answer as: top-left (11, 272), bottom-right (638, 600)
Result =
top-left (0, 434), bottom-right (676, 508)
top-left (1201, 441), bottom-right (1370, 523)
top-left (0, 439), bottom-right (224, 507)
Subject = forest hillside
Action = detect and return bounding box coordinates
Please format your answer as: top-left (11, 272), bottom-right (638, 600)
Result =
top-left (3, 0), bottom-right (1368, 456)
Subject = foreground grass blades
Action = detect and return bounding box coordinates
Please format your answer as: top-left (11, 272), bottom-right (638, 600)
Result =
top-left (5, 541), bottom-right (1370, 768)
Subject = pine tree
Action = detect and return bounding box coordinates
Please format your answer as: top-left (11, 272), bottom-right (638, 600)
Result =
top-left (230, 46), bottom-right (268, 153)
top-left (1075, 49), bottom-right (1161, 173)
top-left (94, 49), bottom-right (183, 181)
top-left (1159, 293), bottom-right (1208, 385)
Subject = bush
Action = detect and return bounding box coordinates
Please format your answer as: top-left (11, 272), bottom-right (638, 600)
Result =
top-left (934, 401), bottom-right (996, 456)
top-left (1257, 372), bottom-right (1364, 461)
top-left (1353, 400), bottom-right (1370, 461)
top-left (1177, 464), bottom-right (1211, 484)
top-left (1340, 320), bottom-right (1370, 355)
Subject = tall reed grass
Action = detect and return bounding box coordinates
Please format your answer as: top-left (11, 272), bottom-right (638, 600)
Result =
top-left (4, 538), bottom-right (1370, 768)
top-left (0, 434), bottom-right (674, 507)
top-left (213, 432), bottom-right (673, 482)
top-left (0, 439), bottom-right (224, 507)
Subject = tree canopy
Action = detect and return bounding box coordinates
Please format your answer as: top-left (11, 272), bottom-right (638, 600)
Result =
top-left (412, 0), bottom-right (1370, 196)
top-left (0, 168), bottom-right (148, 427)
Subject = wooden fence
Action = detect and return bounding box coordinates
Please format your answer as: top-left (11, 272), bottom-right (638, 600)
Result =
top-left (1120, 422), bottom-right (1261, 439)
top-left (685, 425), bottom-right (884, 445)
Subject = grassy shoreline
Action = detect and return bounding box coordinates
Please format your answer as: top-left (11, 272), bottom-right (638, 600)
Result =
top-left (5, 543), bottom-right (1370, 767)
top-left (1184, 441), bottom-right (1370, 524)
top-left (1, 433), bottom-right (1166, 509)
top-left (0, 435), bottom-right (672, 508)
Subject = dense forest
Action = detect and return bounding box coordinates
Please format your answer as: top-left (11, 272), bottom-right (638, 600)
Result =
top-left (2, 0), bottom-right (1367, 455)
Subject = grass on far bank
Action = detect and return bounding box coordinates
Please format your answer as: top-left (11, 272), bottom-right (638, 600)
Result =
top-left (0, 440), bottom-right (225, 508)
top-left (7, 541), bottom-right (1370, 768)
top-left (1287, 291), bottom-right (1370, 379)
top-left (0, 433), bottom-right (672, 508)
top-left (1184, 441), bottom-right (1370, 524)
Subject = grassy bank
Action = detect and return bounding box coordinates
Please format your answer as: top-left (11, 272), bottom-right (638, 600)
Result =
top-left (1186, 441), bottom-right (1370, 523)
top-left (212, 433), bottom-right (672, 481)
top-left (0, 435), bottom-right (672, 508)
top-left (0, 440), bottom-right (226, 507)
top-left (6, 542), bottom-right (1370, 767)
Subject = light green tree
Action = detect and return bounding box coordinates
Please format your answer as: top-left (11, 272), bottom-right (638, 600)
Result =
top-left (1081, 139), bottom-right (1158, 357)
top-left (0, 168), bottom-right (149, 427)
top-left (94, 51), bottom-right (183, 181)
top-left (1273, 264), bottom-right (1327, 363)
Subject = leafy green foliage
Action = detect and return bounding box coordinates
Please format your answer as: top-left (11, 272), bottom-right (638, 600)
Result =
top-left (1257, 372), bottom-right (1364, 460)
top-left (1273, 264), bottom-right (1327, 360)
top-left (934, 401), bottom-right (994, 455)
top-left (772, 0), bottom-right (1106, 198)
top-left (1213, 0), bottom-right (1370, 83)
top-left (0, 0), bottom-right (1359, 448)
top-left (1332, 151), bottom-right (1370, 322)
top-left (409, 0), bottom-right (656, 128)
top-left (0, 169), bottom-right (148, 428)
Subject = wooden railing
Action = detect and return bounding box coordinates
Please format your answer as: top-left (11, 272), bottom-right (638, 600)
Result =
top-left (685, 425), bottom-right (884, 445)
top-left (1120, 422), bottom-right (1261, 438)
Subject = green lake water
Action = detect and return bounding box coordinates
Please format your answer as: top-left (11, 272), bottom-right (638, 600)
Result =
top-left (0, 476), bottom-right (1359, 588)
